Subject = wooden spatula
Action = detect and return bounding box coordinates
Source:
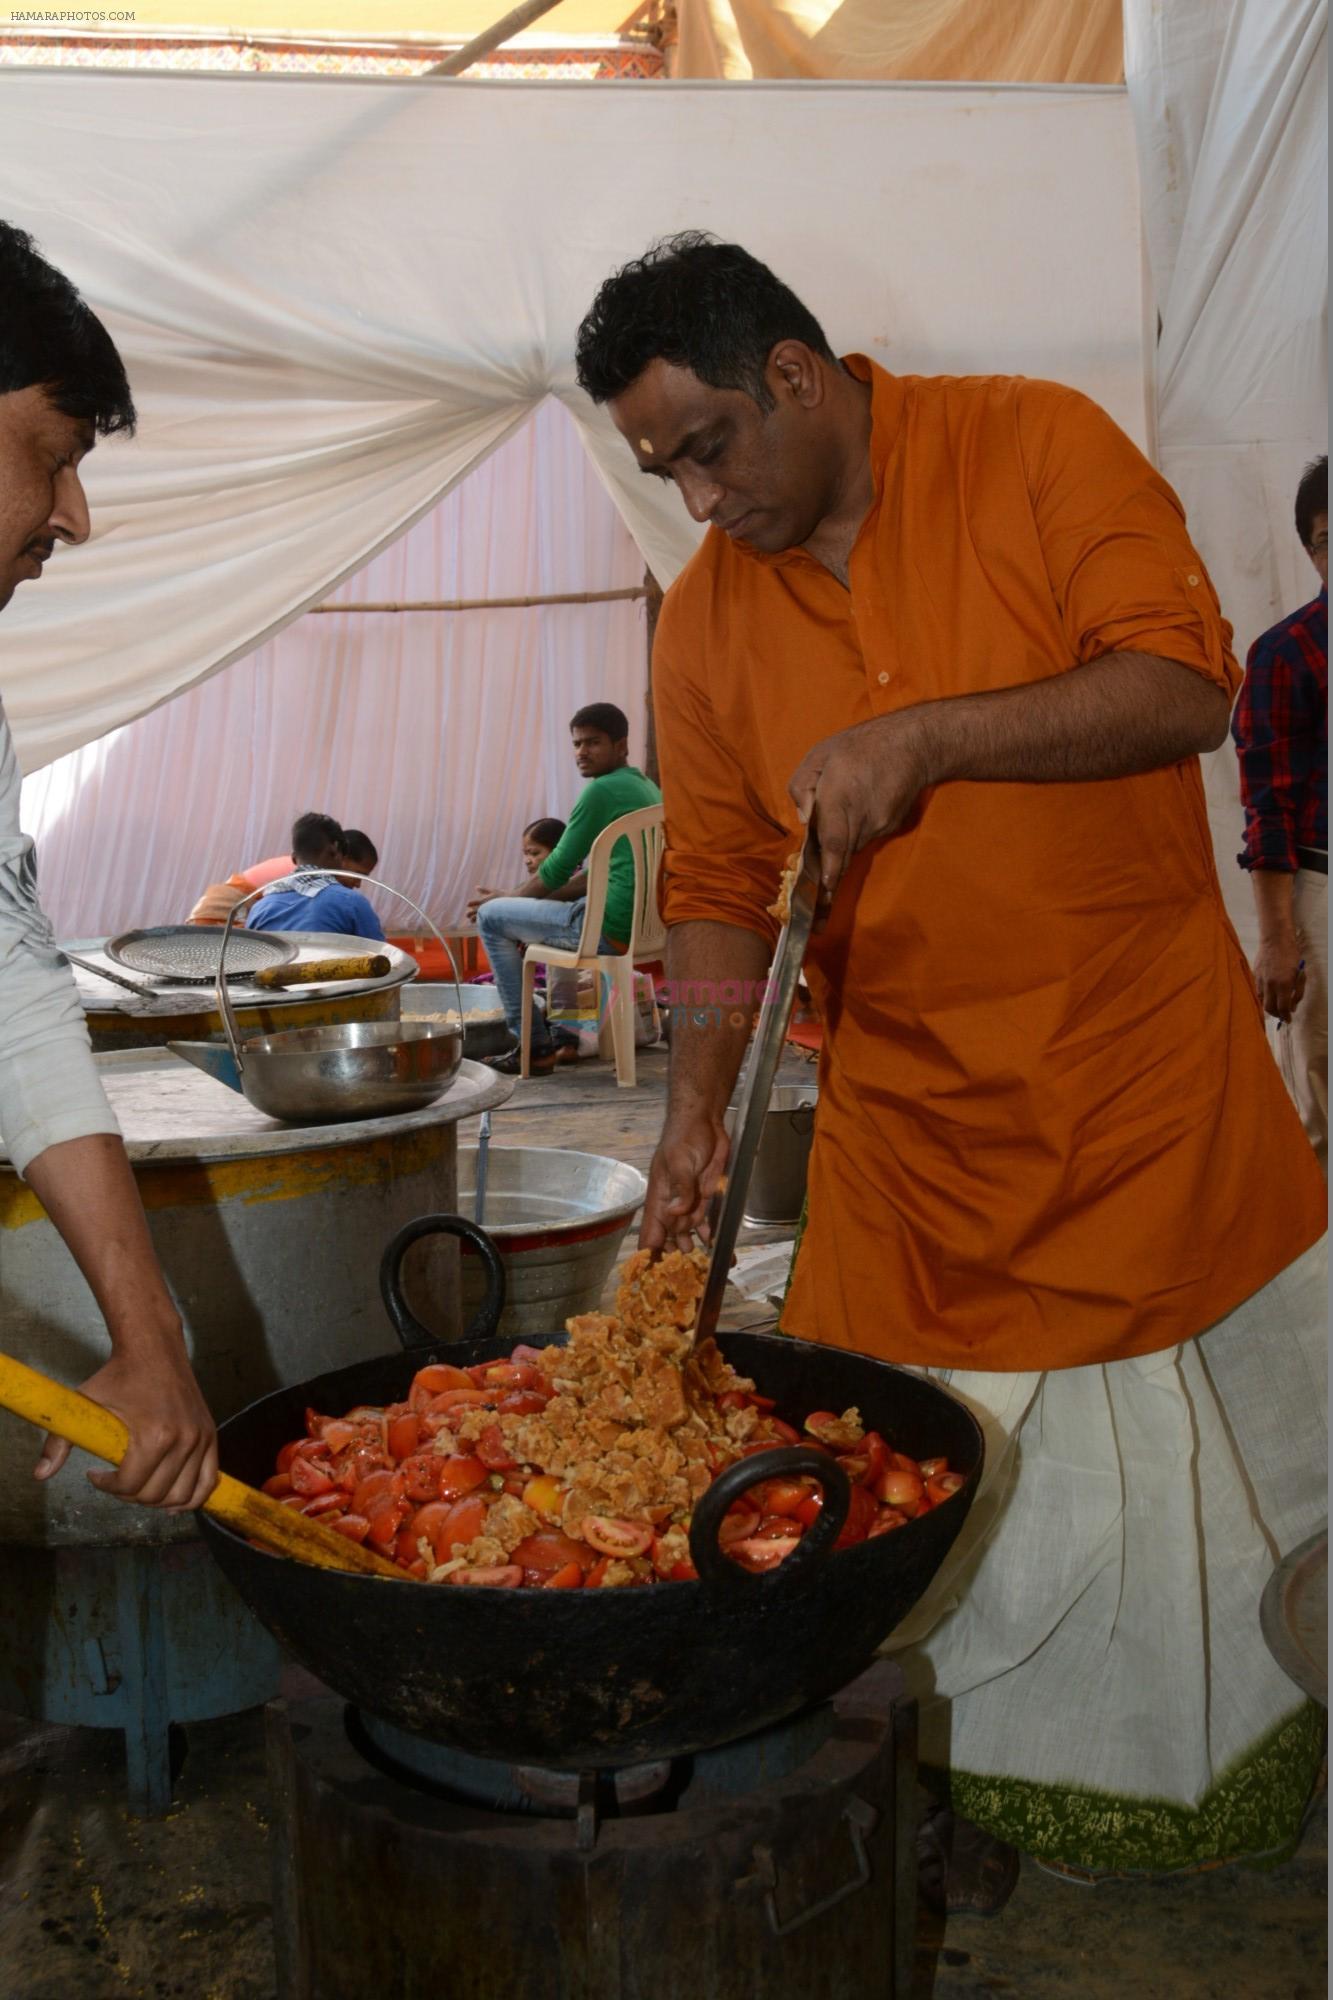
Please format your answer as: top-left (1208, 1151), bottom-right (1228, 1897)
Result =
top-left (0, 1352), bottom-right (408, 1582)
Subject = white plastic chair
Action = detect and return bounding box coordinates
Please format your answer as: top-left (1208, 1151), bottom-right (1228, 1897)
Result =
top-left (520, 804), bottom-right (666, 1088)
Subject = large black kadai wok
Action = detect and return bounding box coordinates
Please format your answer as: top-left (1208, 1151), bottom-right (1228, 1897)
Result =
top-left (201, 1215), bottom-right (984, 1770)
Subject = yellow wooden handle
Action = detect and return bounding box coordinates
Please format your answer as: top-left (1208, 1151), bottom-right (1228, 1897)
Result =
top-left (252, 955), bottom-right (391, 990)
top-left (0, 1352), bottom-right (407, 1582)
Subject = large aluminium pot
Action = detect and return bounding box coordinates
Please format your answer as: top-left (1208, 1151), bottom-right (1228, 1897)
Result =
top-left (201, 1215), bottom-right (983, 1771)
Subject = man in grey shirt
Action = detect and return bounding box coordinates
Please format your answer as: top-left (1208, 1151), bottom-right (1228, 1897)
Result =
top-left (0, 221), bottom-right (215, 1511)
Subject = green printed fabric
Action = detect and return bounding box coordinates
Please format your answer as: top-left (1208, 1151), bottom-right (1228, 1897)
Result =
top-left (933, 1703), bottom-right (1326, 1875)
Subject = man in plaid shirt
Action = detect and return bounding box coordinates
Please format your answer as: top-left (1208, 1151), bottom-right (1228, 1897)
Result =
top-left (1231, 455), bottom-right (1328, 1169)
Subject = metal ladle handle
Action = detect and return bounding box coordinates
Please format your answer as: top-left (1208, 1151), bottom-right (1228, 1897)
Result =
top-left (214, 871), bottom-right (466, 1075)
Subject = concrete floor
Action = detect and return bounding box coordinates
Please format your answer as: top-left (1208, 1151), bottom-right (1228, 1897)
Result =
top-left (1, 1044), bottom-right (1325, 1997)
top-left (0, 1695), bottom-right (1324, 2000)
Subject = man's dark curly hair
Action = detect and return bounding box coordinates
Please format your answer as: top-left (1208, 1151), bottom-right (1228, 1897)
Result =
top-left (1295, 455), bottom-right (1327, 553)
top-left (0, 220), bottom-right (136, 436)
top-left (575, 233), bottom-right (835, 413)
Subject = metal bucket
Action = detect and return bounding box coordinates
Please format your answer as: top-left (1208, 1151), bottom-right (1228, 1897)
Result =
top-left (731, 1083), bottom-right (818, 1224)
top-left (455, 1146), bottom-right (647, 1335)
top-left (403, 982), bottom-right (510, 1062)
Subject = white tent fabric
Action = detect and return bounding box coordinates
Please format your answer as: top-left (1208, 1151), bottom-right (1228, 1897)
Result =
top-left (1, 71), bottom-right (1148, 778)
top-left (1124, 0), bottom-right (1328, 943)
top-left (21, 399), bottom-right (650, 937)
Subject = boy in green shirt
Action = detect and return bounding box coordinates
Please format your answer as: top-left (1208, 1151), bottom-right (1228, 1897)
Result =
top-left (470, 703), bottom-right (661, 1074)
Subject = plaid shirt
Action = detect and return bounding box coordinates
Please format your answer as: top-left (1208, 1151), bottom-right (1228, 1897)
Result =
top-left (1231, 587), bottom-right (1327, 871)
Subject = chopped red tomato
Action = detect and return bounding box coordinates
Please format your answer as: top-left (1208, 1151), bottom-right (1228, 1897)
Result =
top-left (386, 1413), bottom-right (422, 1461)
top-left (365, 1504), bottom-right (409, 1548)
top-left (582, 1516), bottom-right (653, 1558)
top-left (729, 1535), bottom-right (800, 1571)
top-left (440, 1491), bottom-right (489, 1547)
top-left (759, 1478), bottom-right (816, 1518)
top-left (873, 1466), bottom-right (925, 1515)
top-left (269, 1353), bottom-right (961, 1587)
top-left (289, 1457), bottom-right (337, 1498)
top-left (497, 1390), bottom-right (550, 1416)
top-left (475, 1426), bottom-right (518, 1471)
top-left (409, 1365), bottom-right (475, 1411)
top-left (511, 1531), bottom-right (593, 1574)
top-left (395, 1453), bottom-right (443, 1504)
top-left (428, 1388), bottom-right (496, 1415)
top-left (435, 1455), bottom-right (488, 1499)
top-left (350, 1469), bottom-right (397, 1516)
top-left (833, 1484), bottom-right (878, 1550)
top-left (482, 1361), bottom-right (546, 1390)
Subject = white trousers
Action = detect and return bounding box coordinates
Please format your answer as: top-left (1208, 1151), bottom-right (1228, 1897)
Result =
top-left (891, 1236), bottom-right (1327, 1836)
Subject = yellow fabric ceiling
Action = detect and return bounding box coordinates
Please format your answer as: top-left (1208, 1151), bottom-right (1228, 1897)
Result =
top-left (672, 0), bottom-right (1124, 82)
top-left (121, 2), bottom-right (637, 36)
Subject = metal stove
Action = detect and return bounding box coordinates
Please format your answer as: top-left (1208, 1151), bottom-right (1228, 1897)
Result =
top-left (267, 1656), bottom-right (916, 2000)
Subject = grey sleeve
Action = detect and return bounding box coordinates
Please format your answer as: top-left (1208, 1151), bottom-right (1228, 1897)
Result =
top-left (0, 703), bottom-right (119, 1177)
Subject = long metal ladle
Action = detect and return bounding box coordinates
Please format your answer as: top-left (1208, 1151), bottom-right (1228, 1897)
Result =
top-left (692, 836), bottom-right (820, 1349)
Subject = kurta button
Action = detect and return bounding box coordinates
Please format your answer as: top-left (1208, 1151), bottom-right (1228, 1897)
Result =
top-left (877, 671), bottom-right (890, 685)
top-left (1187, 573), bottom-right (1200, 586)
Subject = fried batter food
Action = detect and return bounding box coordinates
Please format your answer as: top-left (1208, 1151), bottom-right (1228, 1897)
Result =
top-left (769, 850), bottom-right (801, 925)
top-left (430, 1249), bottom-right (758, 1580)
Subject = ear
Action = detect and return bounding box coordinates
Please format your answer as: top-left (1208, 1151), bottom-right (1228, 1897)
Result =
top-left (766, 340), bottom-right (825, 409)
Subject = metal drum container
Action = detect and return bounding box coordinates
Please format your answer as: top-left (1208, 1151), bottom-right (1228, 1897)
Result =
top-left (452, 1146), bottom-right (647, 1335)
top-left (728, 1082), bottom-right (818, 1224)
top-left (67, 933), bottom-right (419, 1053)
top-left (0, 1050), bottom-right (510, 1547)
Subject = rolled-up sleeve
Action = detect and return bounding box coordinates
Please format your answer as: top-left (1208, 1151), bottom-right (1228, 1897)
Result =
top-left (0, 706), bottom-right (119, 1177)
top-left (652, 592), bottom-right (788, 949)
top-left (1019, 382), bottom-right (1240, 701)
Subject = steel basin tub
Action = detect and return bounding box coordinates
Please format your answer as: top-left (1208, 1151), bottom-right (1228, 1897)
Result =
top-left (453, 1146), bottom-right (647, 1335)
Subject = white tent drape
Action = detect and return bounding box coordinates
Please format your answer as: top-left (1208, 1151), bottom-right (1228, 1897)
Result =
top-left (1124, 0), bottom-right (1328, 944)
top-left (1, 71), bottom-right (1148, 774)
top-left (21, 399), bottom-right (649, 936)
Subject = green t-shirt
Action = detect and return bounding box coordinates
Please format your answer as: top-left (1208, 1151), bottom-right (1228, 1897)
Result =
top-left (537, 765), bottom-right (662, 946)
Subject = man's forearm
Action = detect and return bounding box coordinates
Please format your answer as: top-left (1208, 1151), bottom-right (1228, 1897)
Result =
top-left (546, 870), bottom-right (588, 904)
top-left (664, 921), bottom-right (772, 1124)
top-left (921, 652), bottom-right (1231, 786)
top-left (25, 1134), bottom-right (183, 1352)
top-left (1249, 866), bottom-right (1298, 939)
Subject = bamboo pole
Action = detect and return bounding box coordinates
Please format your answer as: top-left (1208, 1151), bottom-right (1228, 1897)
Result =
top-left (310, 586), bottom-right (649, 615)
top-left (426, 0), bottom-right (571, 75)
top-left (643, 568), bottom-right (663, 787)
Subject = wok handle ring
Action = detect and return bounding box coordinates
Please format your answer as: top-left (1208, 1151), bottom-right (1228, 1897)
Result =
top-left (688, 1445), bottom-right (851, 1590)
top-left (379, 1214), bottom-right (507, 1352)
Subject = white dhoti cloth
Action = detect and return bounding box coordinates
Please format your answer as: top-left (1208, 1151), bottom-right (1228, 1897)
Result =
top-left (889, 1235), bottom-right (1328, 1871)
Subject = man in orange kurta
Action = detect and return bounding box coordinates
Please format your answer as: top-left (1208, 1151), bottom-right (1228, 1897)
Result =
top-left (576, 236), bottom-right (1327, 1898)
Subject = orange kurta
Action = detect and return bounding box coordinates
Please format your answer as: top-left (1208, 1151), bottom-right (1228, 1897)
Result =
top-left (652, 360), bottom-right (1327, 1372)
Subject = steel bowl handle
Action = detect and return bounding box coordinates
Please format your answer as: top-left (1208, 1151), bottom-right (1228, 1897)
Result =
top-left (213, 869), bottom-right (468, 1074)
top-left (689, 1445), bottom-right (851, 1590)
top-left (379, 1213), bottom-right (507, 1352)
